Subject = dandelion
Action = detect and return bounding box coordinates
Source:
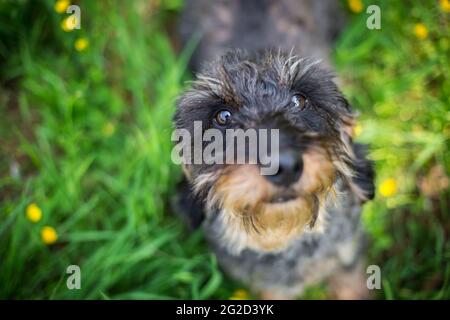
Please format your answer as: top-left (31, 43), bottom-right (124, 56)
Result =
top-left (41, 226), bottom-right (58, 245)
top-left (102, 122), bottom-right (116, 137)
top-left (440, 0), bottom-right (450, 13)
top-left (26, 203), bottom-right (42, 223)
top-left (74, 38), bottom-right (89, 52)
top-left (414, 23), bottom-right (428, 40)
top-left (61, 16), bottom-right (78, 32)
top-left (348, 0), bottom-right (363, 13)
top-left (379, 178), bottom-right (397, 197)
top-left (54, 0), bottom-right (70, 14)
top-left (354, 123), bottom-right (363, 138)
top-left (229, 289), bottom-right (249, 300)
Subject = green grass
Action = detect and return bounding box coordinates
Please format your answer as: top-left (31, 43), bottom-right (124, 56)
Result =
top-left (335, 0), bottom-right (450, 299)
top-left (0, 0), bottom-right (449, 299)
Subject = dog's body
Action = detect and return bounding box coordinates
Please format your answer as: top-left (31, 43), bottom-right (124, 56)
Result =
top-left (179, 0), bottom-right (345, 72)
top-left (175, 0), bottom-right (374, 299)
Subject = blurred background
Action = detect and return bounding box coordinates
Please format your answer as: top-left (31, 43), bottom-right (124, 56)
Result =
top-left (0, 0), bottom-right (448, 299)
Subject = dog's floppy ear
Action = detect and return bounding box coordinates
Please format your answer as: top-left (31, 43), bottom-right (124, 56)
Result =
top-left (172, 176), bottom-right (205, 230)
top-left (338, 98), bottom-right (375, 203)
top-left (350, 142), bottom-right (375, 202)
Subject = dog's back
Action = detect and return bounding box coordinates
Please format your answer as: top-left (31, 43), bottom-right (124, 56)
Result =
top-left (179, 0), bottom-right (345, 72)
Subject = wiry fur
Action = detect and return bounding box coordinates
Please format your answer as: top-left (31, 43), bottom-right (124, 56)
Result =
top-left (174, 1), bottom-right (374, 298)
top-left (175, 50), bottom-right (369, 250)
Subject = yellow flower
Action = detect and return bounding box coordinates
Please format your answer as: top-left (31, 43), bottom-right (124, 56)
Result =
top-left (75, 38), bottom-right (89, 52)
top-left (41, 226), bottom-right (58, 245)
top-left (54, 0), bottom-right (70, 14)
top-left (354, 123), bottom-right (363, 138)
top-left (379, 178), bottom-right (397, 197)
top-left (229, 289), bottom-right (249, 300)
top-left (440, 0), bottom-right (450, 13)
top-left (414, 23), bottom-right (428, 40)
top-left (348, 0), bottom-right (363, 13)
top-left (102, 122), bottom-right (116, 137)
top-left (26, 203), bottom-right (42, 223)
top-left (61, 16), bottom-right (78, 32)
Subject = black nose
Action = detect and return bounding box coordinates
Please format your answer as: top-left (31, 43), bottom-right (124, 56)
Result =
top-left (265, 150), bottom-right (303, 187)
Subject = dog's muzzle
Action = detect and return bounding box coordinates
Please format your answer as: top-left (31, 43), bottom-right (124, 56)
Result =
top-left (265, 149), bottom-right (303, 187)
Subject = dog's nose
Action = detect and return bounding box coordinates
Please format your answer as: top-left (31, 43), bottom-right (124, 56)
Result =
top-left (265, 150), bottom-right (303, 187)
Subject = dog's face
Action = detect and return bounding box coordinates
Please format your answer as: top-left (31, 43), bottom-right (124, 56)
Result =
top-left (175, 50), bottom-right (363, 252)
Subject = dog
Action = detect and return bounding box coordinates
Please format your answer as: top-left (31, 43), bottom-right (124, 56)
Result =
top-left (173, 0), bottom-right (375, 299)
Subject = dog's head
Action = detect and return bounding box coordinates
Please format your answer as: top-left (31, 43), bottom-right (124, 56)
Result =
top-left (174, 50), bottom-right (371, 252)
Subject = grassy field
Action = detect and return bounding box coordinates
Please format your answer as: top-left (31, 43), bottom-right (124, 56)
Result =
top-left (0, 0), bottom-right (449, 299)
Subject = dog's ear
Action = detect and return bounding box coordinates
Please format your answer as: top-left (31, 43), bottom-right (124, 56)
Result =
top-left (337, 98), bottom-right (375, 203)
top-left (171, 176), bottom-right (205, 230)
top-left (350, 143), bottom-right (375, 202)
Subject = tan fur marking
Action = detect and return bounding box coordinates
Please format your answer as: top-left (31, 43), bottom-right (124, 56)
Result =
top-left (208, 146), bottom-right (337, 252)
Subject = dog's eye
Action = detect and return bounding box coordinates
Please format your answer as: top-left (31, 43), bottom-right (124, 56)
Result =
top-left (214, 109), bottom-right (232, 127)
top-left (292, 94), bottom-right (307, 109)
